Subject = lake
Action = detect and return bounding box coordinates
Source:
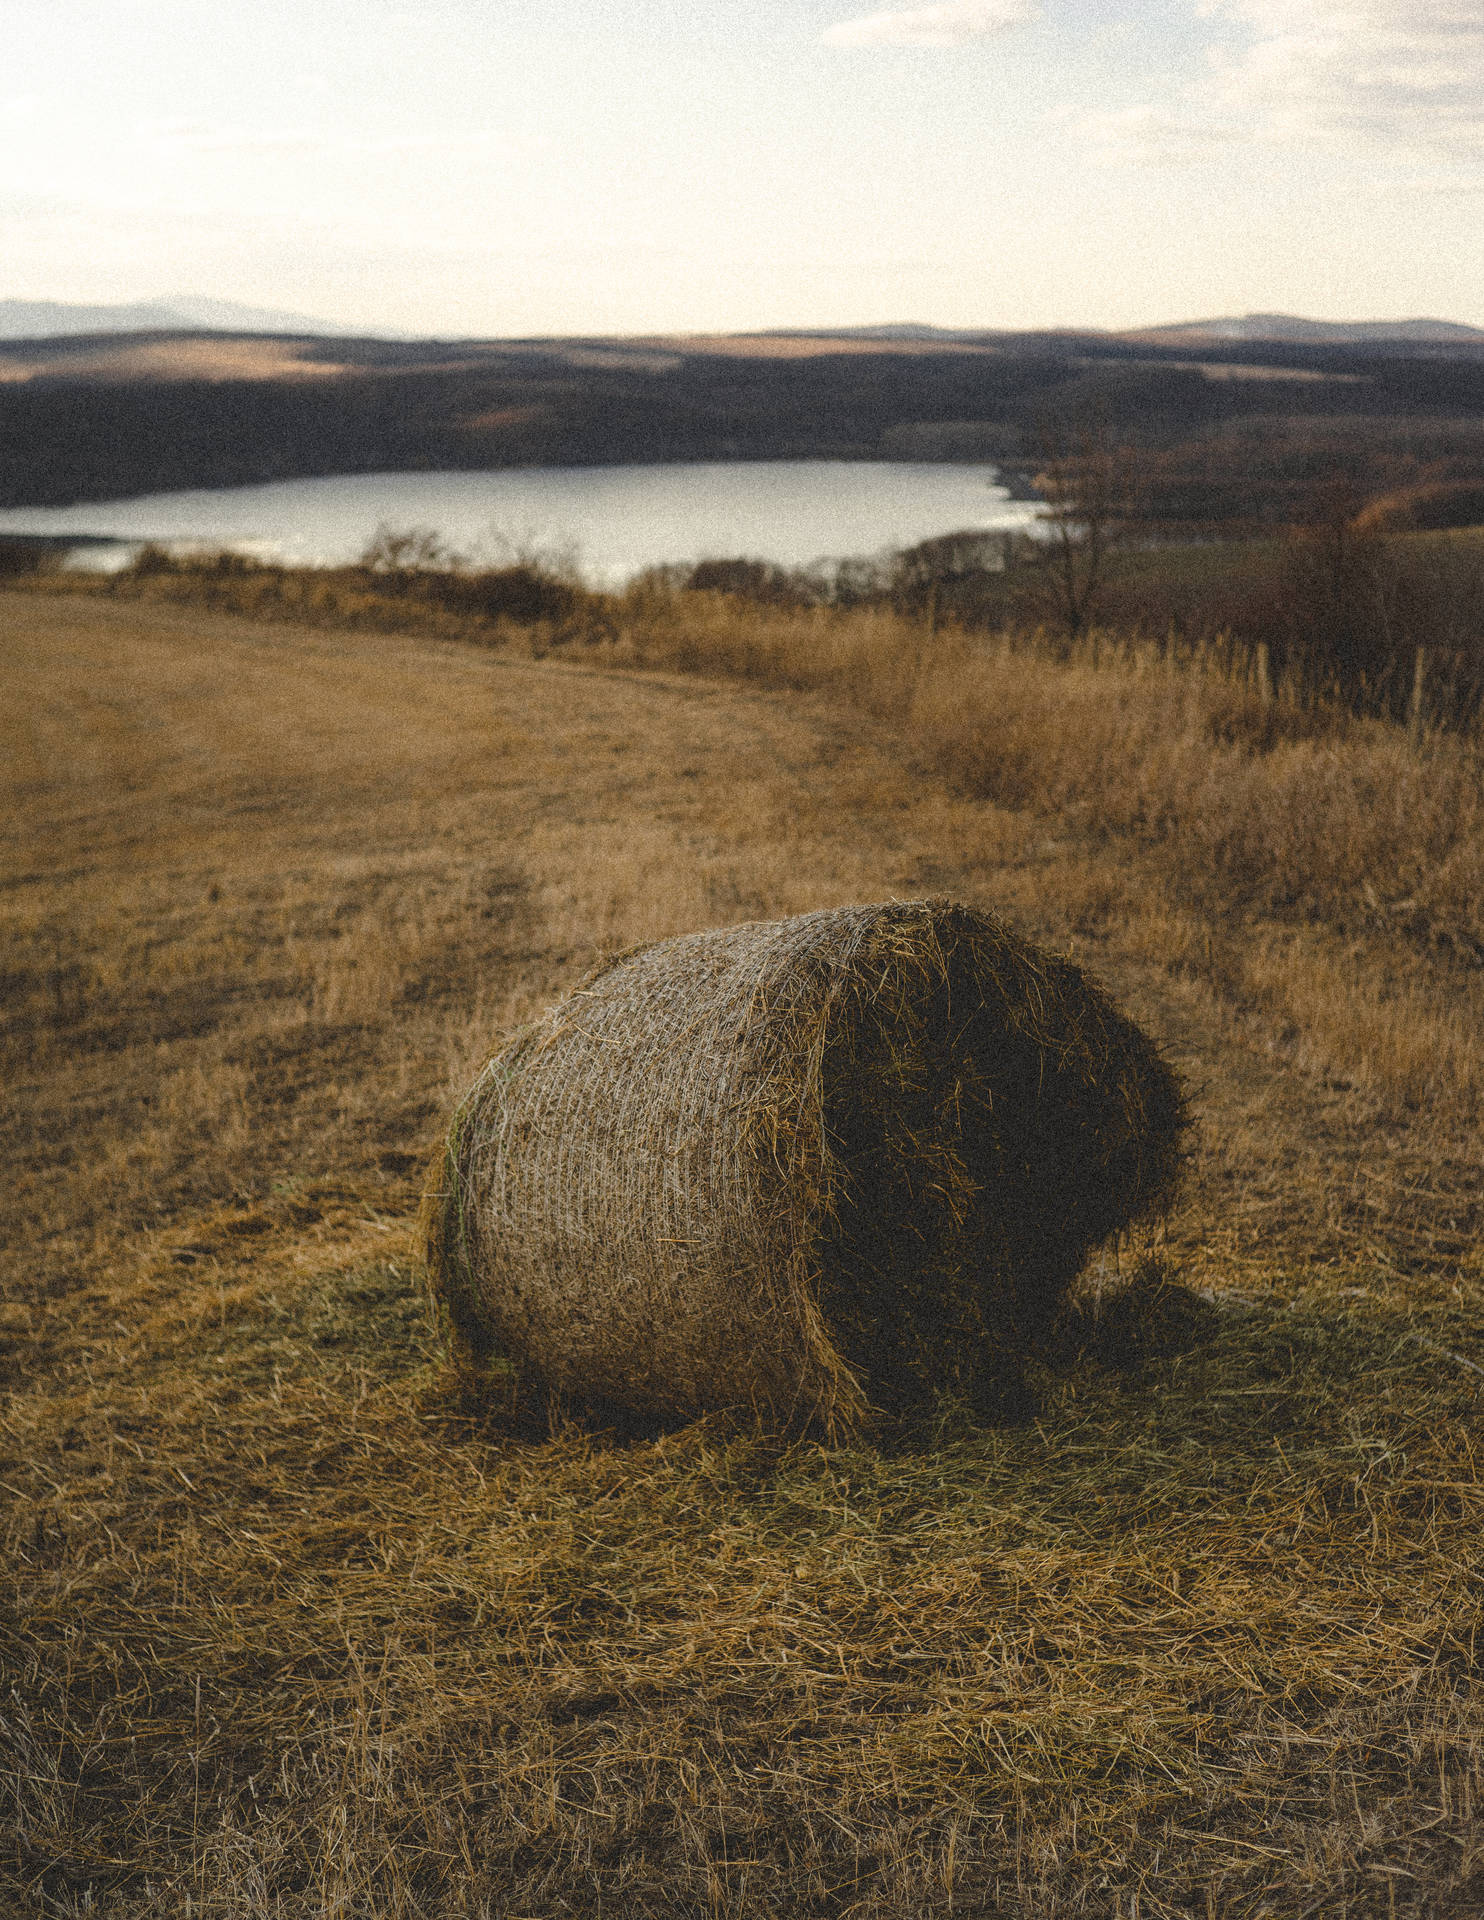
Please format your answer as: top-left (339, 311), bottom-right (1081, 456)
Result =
top-left (0, 461), bottom-right (1042, 584)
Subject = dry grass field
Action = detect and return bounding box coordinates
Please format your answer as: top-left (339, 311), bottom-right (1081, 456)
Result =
top-left (0, 337), bottom-right (353, 387)
top-left (3, 588), bottom-right (1482, 1917)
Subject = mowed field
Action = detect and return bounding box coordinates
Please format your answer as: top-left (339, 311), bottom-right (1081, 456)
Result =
top-left (3, 590), bottom-right (1482, 1918)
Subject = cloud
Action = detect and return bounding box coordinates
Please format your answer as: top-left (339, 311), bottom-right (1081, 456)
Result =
top-left (141, 120), bottom-right (327, 154)
top-left (137, 119), bottom-right (505, 158)
top-left (1207, 1), bottom-right (1484, 155)
top-left (1068, 103), bottom-right (1241, 169)
top-left (821, 0), bottom-right (1037, 50)
top-left (1070, 2), bottom-right (1484, 167)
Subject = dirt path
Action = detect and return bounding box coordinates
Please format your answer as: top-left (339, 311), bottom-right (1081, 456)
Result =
top-left (3, 589), bottom-right (1474, 1331)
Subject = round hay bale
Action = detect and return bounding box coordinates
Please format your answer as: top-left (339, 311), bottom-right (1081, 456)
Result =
top-left (424, 898), bottom-right (1186, 1435)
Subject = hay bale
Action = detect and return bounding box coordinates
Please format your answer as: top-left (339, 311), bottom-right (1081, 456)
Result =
top-left (424, 899), bottom-right (1186, 1435)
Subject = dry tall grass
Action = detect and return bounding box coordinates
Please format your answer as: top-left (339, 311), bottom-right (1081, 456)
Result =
top-left (57, 556), bottom-right (1484, 977)
top-left (2, 589), bottom-right (1481, 1917)
top-left (610, 590), bottom-right (1484, 960)
top-left (604, 589), bottom-right (1484, 1125)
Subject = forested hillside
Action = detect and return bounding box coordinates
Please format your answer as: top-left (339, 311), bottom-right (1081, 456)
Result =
top-left (5, 325), bottom-right (1484, 530)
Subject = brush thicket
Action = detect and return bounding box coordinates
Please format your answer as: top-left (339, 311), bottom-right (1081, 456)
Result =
top-left (424, 899), bottom-right (1186, 1434)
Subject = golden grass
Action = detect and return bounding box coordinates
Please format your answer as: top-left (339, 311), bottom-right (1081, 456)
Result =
top-left (606, 595), bottom-right (1484, 966)
top-left (595, 595), bottom-right (1484, 1126)
top-left (636, 332), bottom-right (1000, 359)
top-left (2, 589), bottom-right (1482, 1916)
top-left (0, 336), bottom-right (348, 385)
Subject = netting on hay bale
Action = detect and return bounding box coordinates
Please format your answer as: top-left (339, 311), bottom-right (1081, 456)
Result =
top-left (424, 899), bottom-right (1187, 1436)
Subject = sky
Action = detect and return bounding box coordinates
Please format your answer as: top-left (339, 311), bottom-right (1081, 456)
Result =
top-left (2, 0), bottom-right (1479, 337)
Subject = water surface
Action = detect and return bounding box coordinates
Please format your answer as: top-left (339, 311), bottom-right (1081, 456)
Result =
top-left (0, 461), bottom-right (1041, 582)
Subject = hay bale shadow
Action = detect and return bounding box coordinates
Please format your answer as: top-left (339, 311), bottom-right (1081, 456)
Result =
top-left (1051, 1257), bottom-right (1221, 1376)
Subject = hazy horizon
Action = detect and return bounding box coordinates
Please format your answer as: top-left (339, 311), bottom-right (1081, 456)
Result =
top-left (5, 3), bottom-right (1480, 338)
top-left (4, 293), bottom-right (1484, 348)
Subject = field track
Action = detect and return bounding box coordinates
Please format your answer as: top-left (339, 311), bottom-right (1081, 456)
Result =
top-left (3, 591), bottom-right (1481, 1916)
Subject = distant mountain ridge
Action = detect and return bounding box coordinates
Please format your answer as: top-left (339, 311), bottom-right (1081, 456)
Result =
top-left (1129, 313), bottom-right (1484, 347)
top-left (4, 300), bottom-right (1482, 349)
top-left (0, 296), bottom-right (380, 341)
top-left (777, 315), bottom-right (1484, 349)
